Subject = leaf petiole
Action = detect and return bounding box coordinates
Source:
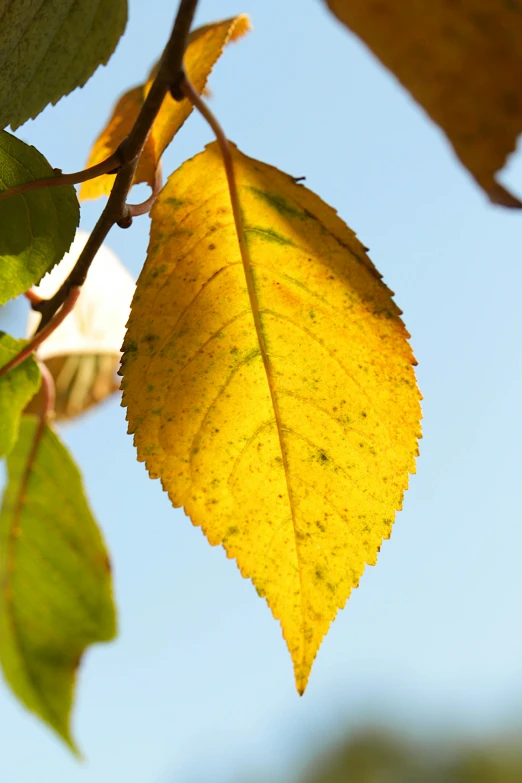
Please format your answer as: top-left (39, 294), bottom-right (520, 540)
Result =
top-left (0, 152), bottom-right (122, 203)
top-left (0, 288), bottom-right (81, 380)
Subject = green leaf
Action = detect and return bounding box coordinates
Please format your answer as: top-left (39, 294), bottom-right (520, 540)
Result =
top-left (0, 333), bottom-right (41, 458)
top-left (0, 131), bottom-right (79, 305)
top-left (0, 417), bottom-right (117, 750)
top-left (0, 0), bottom-right (128, 129)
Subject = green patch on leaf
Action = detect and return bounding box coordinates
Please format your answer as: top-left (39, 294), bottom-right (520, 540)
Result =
top-left (247, 186), bottom-right (309, 220)
top-left (0, 334), bottom-right (41, 458)
top-left (0, 417), bottom-right (117, 751)
top-left (245, 225), bottom-right (297, 247)
top-left (0, 0), bottom-right (128, 129)
top-left (0, 131), bottom-right (79, 304)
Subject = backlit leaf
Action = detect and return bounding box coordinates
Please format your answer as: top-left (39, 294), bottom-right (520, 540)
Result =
top-left (325, 0), bottom-right (522, 206)
top-left (25, 230), bottom-right (135, 421)
top-left (122, 142), bottom-right (421, 692)
top-left (0, 417), bottom-right (116, 749)
top-left (0, 131), bottom-right (79, 305)
top-left (80, 16), bottom-right (250, 201)
top-left (0, 334), bottom-right (41, 458)
top-left (0, 0), bottom-right (128, 129)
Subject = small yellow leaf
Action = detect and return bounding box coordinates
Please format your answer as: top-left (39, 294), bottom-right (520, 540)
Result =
top-left (80, 16), bottom-right (250, 201)
top-left (326, 0), bottom-right (522, 206)
top-left (122, 142), bottom-right (421, 692)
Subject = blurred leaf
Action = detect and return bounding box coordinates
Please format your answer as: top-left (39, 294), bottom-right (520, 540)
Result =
top-left (122, 142), bottom-right (421, 693)
top-left (0, 131), bottom-right (79, 305)
top-left (25, 354), bottom-right (121, 423)
top-left (0, 0), bottom-right (128, 129)
top-left (0, 333), bottom-right (41, 458)
top-left (303, 731), bottom-right (431, 783)
top-left (0, 417), bottom-right (117, 750)
top-left (450, 748), bottom-right (522, 783)
top-left (80, 15), bottom-right (250, 200)
top-left (25, 230), bottom-right (135, 421)
top-left (297, 730), bottom-right (522, 783)
top-left (326, 0), bottom-right (522, 206)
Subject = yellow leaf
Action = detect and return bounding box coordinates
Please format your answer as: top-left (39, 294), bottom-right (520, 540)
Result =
top-left (121, 142), bottom-right (421, 692)
top-left (326, 0), bottom-right (522, 207)
top-left (80, 16), bottom-right (250, 201)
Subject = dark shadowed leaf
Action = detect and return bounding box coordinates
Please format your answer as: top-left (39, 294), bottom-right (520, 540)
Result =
top-left (0, 0), bottom-right (128, 129)
top-left (326, 0), bottom-right (522, 206)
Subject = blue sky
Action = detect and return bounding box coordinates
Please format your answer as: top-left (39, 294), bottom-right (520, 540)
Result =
top-left (2, 1), bottom-right (522, 781)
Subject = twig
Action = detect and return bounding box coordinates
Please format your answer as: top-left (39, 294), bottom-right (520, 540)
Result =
top-left (118, 0), bottom-right (198, 164)
top-left (128, 162), bottom-right (163, 217)
top-left (0, 152), bottom-right (122, 202)
top-left (6, 360), bottom-right (55, 587)
top-left (34, 0), bottom-right (199, 334)
top-left (0, 287), bottom-right (80, 379)
top-left (24, 289), bottom-right (43, 306)
top-left (179, 75), bottom-right (245, 248)
top-left (37, 361), bottom-right (56, 422)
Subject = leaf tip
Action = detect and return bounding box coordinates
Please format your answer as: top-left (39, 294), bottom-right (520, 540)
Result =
top-left (61, 728), bottom-right (82, 758)
top-left (295, 670), bottom-right (310, 697)
top-left (229, 14), bottom-right (252, 41)
top-left (293, 657), bottom-right (312, 696)
top-left (486, 180), bottom-right (522, 209)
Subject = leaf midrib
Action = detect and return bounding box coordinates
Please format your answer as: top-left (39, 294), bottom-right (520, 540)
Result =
top-left (231, 179), bottom-right (308, 657)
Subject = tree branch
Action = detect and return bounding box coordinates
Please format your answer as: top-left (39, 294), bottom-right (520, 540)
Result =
top-left (34, 0), bottom-right (199, 334)
top-left (117, 0), bottom-right (198, 164)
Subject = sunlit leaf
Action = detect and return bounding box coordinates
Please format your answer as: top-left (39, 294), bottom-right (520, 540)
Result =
top-left (325, 0), bottom-right (522, 206)
top-left (0, 417), bottom-right (116, 750)
top-left (0, 0), bottom-right (128, 129)
top-left (0, 131), bottom-right (79, 305)
top-left (0, 334), bottom-right (41, 457)
top-left (80, 15), bottom-right (250, 201)
top-left (122, 142), bottom-right (421, 692)
top-left (25, 230), bottom-right (135, 421)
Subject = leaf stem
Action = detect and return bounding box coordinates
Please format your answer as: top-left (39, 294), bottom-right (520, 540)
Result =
top-left (24, 289), bottom-right (43, 306)
top-left (128, 162), bottom-right (163, 217)
top-left (0, 152), bottom-right (122, 202)
top-left (179, 75), bottom-right (248, 259)
top-left (34, 0), bottom-right (200, 334)
top-left (37, 361), bottom-right (56, 423)
top-left (0, 287), bottom-right (80, 380)
top-left (7, 361), bottom-right (55, 571)
top-left (5, 360), bottom-right (54, 615)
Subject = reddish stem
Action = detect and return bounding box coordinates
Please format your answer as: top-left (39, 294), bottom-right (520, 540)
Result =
top-left (0, 152), bottom-right (122, 203)
top-left (127, 162), bottom-right (164, 217)
top-left (0, 287), bottom-right (80, 380)
top-left (36, 361), bottom-right (56, 423)
top-left (24, 289), bottom-right (43, 306)
top-left (179, 76), bottom-right (248, 269)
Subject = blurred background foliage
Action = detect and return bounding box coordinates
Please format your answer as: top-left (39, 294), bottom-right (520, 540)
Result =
top-left (238, 726), bottom-right (522, 783)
